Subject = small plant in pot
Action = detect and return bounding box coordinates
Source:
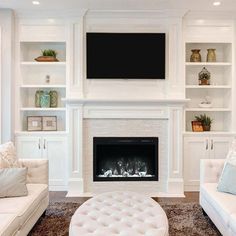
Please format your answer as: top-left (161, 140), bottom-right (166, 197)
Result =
top-left (198, 67), bottom-right (210, 85)
top-left (35, 49), bottom-right (59, 62)
top-left (195, 114), bottom-right (213, 131)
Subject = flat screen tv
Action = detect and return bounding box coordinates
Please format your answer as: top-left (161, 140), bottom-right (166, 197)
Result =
top-left (86, 33), bottom-right (165, 79)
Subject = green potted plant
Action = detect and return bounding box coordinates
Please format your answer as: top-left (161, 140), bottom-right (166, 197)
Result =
top-left (194, 114), bottom-right (213, 131)
top-left (35, 49), bottom-right (59, 62)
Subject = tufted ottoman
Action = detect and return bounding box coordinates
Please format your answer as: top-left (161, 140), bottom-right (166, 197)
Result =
top-left (69, 191), bottom-right (169, 236)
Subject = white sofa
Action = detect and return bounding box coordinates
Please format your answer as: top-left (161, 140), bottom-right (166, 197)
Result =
top-left (200, 159), bottom-right (236, 236)
top-left (0, 159), bottom-right (49, 236)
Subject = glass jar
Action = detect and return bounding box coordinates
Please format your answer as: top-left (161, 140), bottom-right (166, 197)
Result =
top-left (49, 90), bottom-right (58, 108)
top-left (40, 91), bottom-right (50, 108)
top-left (35, 90), bottom-right (44, 107)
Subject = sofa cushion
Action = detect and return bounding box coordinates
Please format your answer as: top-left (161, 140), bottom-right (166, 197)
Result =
top-left (201, 183), bottom-right (236, 225)
top-left (0, 214), bottom-right (20, 236)
top-left (0, 142), bottom-right (19, 168)
top-left (229, 214), bottom-right (236, 234)
top-left (0, 184), bottom-right (48, 226)
top-left (0, 168), bottom-right (28, 197)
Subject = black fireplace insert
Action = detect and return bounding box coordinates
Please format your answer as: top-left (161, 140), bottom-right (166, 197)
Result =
top-left (93, 137), bottom-right (158, 181)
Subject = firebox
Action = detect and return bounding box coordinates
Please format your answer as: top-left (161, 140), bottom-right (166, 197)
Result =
top-left (93, 137), bottom-right (158, 181)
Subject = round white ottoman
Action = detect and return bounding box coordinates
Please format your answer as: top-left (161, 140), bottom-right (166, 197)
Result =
top-left (69, 191), bottom-right (169, 236)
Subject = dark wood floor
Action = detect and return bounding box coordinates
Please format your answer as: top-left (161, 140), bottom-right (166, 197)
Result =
top-left (49, 191), bottom-right (199, 204)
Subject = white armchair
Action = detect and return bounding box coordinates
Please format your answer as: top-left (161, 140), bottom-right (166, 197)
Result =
top-left (200, 159), bottom-right (236, 236)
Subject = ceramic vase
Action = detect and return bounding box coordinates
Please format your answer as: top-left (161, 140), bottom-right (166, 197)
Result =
top-left (190, 49), bottom-right (201, 62)
top-left (207, 49), bottom-right (216, 62)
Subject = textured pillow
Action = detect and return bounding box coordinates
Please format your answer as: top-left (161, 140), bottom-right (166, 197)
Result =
top-left (0, 167), bottom-right (28, 197)
top-left (0, 142), bottom-right (19, 168)
top-left (217, 162), bottom-right (236, 195)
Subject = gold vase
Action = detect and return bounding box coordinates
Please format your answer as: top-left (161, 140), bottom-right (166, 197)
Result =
top-left (190, 49), bottom-right (201, 62)
top-left (207, 49), bottom-right (216, 62)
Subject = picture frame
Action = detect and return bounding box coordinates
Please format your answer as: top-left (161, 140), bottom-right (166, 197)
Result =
top-left (191, 121), bottom-right (203, 132)
top-left (42, 116), bottom-right (57, 131)
top-left (27, 116), bottom-right (42, 131)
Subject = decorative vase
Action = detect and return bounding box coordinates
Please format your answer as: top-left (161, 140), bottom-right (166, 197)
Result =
top-left (35, 90), bottom-right (44, 107)
top-left (198, 67), bottom-right (211, 85)
top-left (190, 49), bottom-right (201, 62)
top-left (40, 92), bottom-right (50, 108)
top-left (203, 125), bottom-right (211, 131)
top-left (207, 49), bottom-right (216, 62)
top-left (49, 90), bottom-right (58, 108)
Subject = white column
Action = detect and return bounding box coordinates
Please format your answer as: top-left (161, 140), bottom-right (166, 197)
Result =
top-left (67, 104), bottom-right (84, 196)
top-left (167, 106), bottom-right (184, 196)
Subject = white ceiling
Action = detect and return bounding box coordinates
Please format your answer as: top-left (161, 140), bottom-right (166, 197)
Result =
top-left (0, 0), bottom-right (236, 12)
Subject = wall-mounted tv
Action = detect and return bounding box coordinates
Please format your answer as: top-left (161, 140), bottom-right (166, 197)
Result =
top-left (86, 33), bottom-right (166, 79)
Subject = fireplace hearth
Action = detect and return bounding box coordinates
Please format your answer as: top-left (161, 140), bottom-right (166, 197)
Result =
top-left (93, 137), bottom-right (158, 181)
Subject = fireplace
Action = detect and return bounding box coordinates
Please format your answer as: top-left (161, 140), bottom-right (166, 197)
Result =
top-left (93, 137), bottom-right (158, 181)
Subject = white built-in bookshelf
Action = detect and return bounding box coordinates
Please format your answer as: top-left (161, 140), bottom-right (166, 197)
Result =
top-left (16, 41), bottom-right (67, 133)
top-left (185, 42), bottom-right (233, 133)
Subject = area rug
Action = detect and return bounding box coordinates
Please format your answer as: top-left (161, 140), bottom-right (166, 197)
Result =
top-left (29, 201), bottom-right (221, 236)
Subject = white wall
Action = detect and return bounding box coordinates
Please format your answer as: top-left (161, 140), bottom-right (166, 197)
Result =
top-left (0, 9), bottom-right (14, 143)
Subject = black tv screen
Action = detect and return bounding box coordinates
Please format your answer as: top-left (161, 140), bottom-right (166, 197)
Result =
top-left (86, 33), bottom-right (165, 79)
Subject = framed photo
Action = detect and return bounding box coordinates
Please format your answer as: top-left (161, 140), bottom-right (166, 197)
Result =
top-left (27, 116), bottom-right (42, 131)
top-left (191, 121), bottom-right (203, 132)
top-left (42, 116), bottom-right (57, 131)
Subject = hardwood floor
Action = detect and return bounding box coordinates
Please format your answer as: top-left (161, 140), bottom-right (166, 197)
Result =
top-left (49, 191), bottom-right (199, 204)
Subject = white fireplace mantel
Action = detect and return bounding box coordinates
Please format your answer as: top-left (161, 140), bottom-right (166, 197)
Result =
top-left (66, 98), bottom-right (188, 197)
top-left (63, 97), bottom-right (189, 105)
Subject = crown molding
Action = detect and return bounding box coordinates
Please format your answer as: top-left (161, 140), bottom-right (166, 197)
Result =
top-left (14, 9), bottom-right (88, 19)
top-left (184, 10), bottom-right (236, 20)
top-left (86, 9), bottom-right (188, 19)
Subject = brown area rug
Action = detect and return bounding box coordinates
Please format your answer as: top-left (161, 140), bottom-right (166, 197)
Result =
top-left (29, 201), bottom-right (221, 236)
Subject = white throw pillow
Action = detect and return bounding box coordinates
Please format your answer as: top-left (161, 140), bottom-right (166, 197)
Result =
top-left (0, 167), bottom-right (28, 197)
top-left (0, 142), bottom-right (19, 168)
top-left (217, 162), bottom-right (236, 195)
top-left (217, 139), bottom-right (236, 194)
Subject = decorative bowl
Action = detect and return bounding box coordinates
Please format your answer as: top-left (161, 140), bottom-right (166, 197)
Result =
top-left (198, 103), bottom-right (213, 108)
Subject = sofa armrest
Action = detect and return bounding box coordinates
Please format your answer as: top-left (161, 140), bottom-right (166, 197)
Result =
top-left (200, 159), bottom-right (225, 185)
top-left (19, 159), bottom-right (48, 185)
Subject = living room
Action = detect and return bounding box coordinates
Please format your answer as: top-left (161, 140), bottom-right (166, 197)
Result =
top-left (0, 0), bottom-right (236, 235)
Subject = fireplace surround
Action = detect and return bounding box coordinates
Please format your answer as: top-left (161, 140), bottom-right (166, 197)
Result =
top-left (65, 98), bottom-right (187, 197)
top-left (93, 137), bottom-right (159, 181)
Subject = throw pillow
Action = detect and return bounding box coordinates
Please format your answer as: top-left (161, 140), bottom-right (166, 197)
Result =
top-left (217, 162), bottom-right (236, 195)
top-left (0, 142), bottom-right (19, 168)
top-left (0, 167), bottom-right (28, 197)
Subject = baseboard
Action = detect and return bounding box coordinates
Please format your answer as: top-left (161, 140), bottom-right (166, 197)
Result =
top-left (67, 178), bottom-right (84, 196)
